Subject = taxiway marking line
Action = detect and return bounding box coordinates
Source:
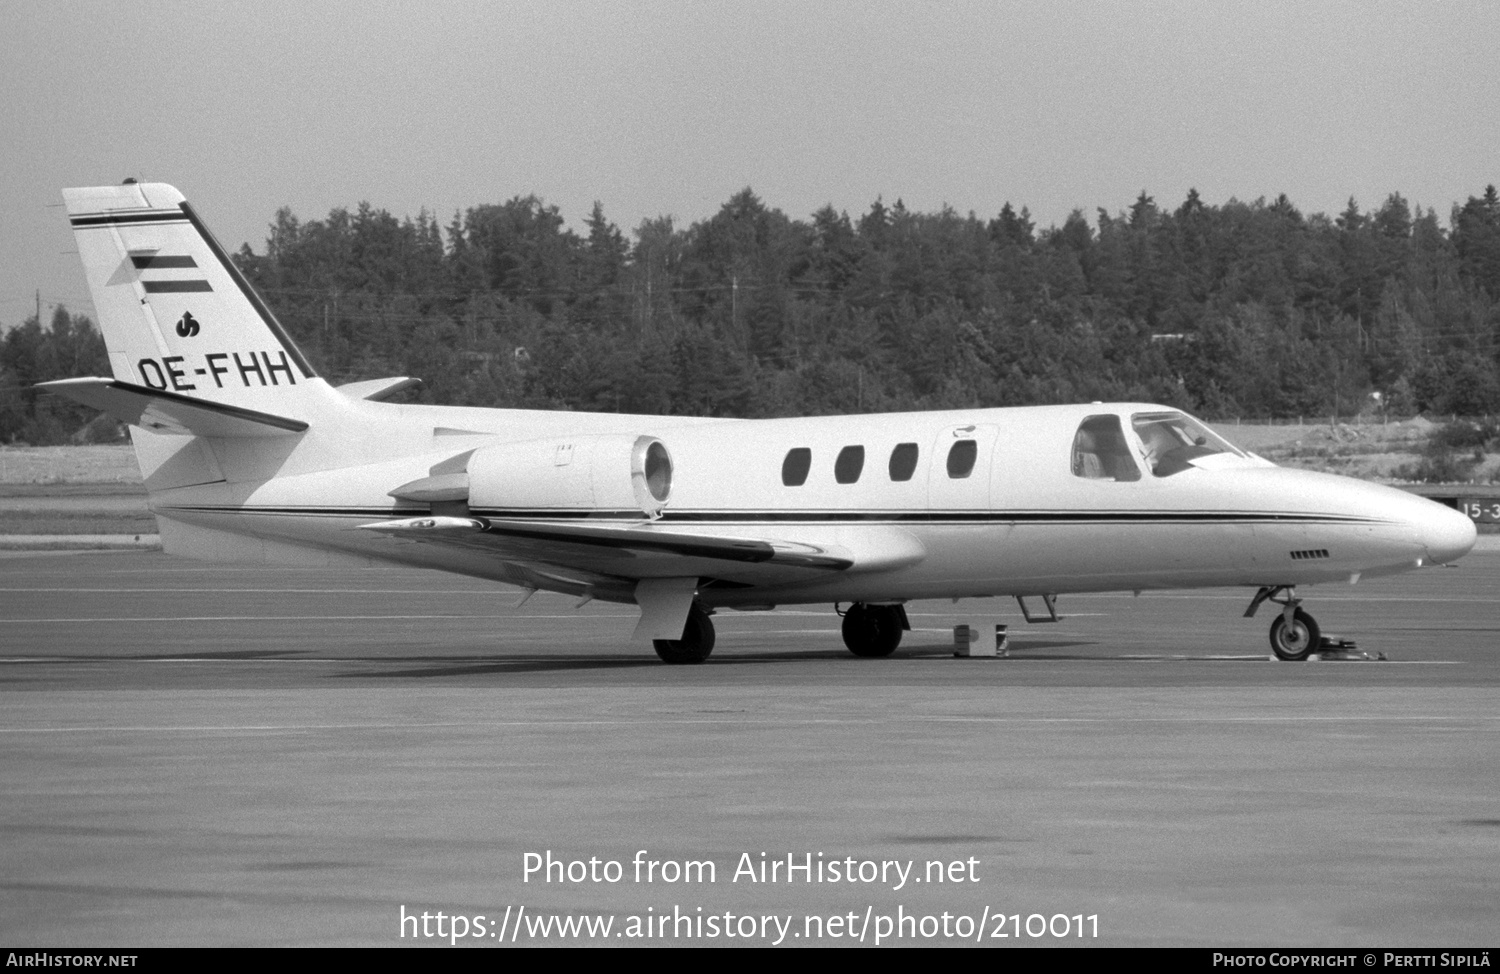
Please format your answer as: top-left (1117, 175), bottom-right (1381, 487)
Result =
top-left (1, 714), bottom-right (1496, 734)
top-left (4, 614), bottom-right (638, 623)
top-left (0, 615), bottom-right (1098, 625)
top-left (1081, 593), bottom-right (1500, 604)
top-left (741, 623), bottom-right (1103, 636)
top-left (0, 587), bottom-right (540, 594)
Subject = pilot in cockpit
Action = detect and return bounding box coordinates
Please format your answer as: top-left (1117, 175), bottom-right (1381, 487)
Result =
top-left (1140, 417), bottom-right (1214, 476)
top-left (1136, 421), bottom-right (1180, 474)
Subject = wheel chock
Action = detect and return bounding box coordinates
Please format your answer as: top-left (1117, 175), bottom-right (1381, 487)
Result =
top-left (953, 625), bottom-right (987, 657)
top-left (1306, 635), bottom-right (1384, 661)
top-left (953, 624), bottom-right (1008, 658)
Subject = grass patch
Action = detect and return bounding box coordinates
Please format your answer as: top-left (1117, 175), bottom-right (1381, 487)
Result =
top-left (0, 513), bottom-right (157, 535)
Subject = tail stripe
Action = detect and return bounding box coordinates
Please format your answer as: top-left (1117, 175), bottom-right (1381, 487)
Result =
top-left (143, 280), bottom-right (213, 293)
top-left (179, 201), bottom-right (318, 380)
top-left (69, 211), bottom-right (188, 227)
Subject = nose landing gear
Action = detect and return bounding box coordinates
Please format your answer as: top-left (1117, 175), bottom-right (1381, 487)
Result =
top-left (1246, 586), bottom-right (1321, 660)
top-left (1244, 585), bottom-right (1361, 660)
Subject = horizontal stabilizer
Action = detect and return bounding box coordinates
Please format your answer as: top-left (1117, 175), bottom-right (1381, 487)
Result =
top-left (335, 376), bottom-right (422, 402)
top-left (39, 377), bottom-right (309, 438)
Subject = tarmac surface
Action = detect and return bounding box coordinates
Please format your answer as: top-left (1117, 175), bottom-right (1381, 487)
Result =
top-left (2, 549), bottom-right (1498, 947)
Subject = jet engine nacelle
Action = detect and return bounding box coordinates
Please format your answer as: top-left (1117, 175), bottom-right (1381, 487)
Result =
top-left (466, 434), bottom-right (673, 517)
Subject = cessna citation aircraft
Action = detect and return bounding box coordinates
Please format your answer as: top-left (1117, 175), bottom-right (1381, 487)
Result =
top-left (43, 182), bottom-right (1477, 663)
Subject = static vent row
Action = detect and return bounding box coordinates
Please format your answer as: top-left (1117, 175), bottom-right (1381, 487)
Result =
top-left (1289, 549), bottom-right (1330, 560)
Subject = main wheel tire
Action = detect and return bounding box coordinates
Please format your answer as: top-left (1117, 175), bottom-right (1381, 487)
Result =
top-left (1269, 607), bottom-right (1320, 661)
top-left (653, 604), bottom-right (715, 664)
top-left (841, 603), bottom-right (903, 658)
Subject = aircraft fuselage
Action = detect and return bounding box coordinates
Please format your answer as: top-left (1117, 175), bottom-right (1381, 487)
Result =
top-left (139, 396), bottom-right (1475, 609)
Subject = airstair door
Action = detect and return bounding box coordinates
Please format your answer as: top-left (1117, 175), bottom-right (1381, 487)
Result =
top-left (928, 424), bottom-right (1000, 511)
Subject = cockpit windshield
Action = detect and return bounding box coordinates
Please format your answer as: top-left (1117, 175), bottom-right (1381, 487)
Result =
top-left (1131, 412), bottom-right (1245, 477)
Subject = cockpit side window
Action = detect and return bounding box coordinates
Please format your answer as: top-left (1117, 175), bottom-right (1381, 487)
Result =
top-left (1072, 415), bottom-right (1142, 482)
top-left (1131, 412), bottom-right (1243, 477)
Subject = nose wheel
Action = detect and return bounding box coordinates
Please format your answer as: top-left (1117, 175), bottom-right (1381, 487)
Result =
top-left (1245, 586), bottom-right (1327, 661)
top-left (1268, 606), bottom-right (1321, 661)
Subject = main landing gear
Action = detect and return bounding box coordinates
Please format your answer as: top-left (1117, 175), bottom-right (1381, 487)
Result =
top-left (1245, 586), bottom-right (1322, 661)
top-left (839, 603), bottom-right (909, 658)
top-left (653, 602), bottom-right (715, 664)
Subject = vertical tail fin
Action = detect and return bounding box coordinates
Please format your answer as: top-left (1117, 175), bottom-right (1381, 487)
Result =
top-left (63, 182), bottom-right (335, 419)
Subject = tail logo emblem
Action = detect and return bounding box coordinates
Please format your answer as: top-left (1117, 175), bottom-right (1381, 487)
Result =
top-left (175, 312), bottom-right (201, 338)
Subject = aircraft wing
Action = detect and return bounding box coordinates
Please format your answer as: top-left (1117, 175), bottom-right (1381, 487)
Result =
top-left (357, 515), bottom-right (888, 588)
top-left (39, 377), bottom-right (307, 438)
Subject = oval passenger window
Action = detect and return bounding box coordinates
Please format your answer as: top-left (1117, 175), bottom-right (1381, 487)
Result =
top-left (782, 448), bottom-right (812, 486)
top-left (834, 445), bottom-right (865, 484)
top-left (888, 443), bottom-right (919, 481)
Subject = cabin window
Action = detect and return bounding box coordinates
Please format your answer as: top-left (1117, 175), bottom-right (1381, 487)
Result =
top-left (835, 445), bottom-right (866, 484)
top-left (888, 442), bottom-right (919, 481)
top-left (946, 440), bottom-right (978, 478)
top-left (1072, 415), bottom-right (1142, 482)
top-left (782, 447), bottom-right (812, 486)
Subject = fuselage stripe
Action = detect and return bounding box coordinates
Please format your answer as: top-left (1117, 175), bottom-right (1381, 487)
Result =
top-left (152, 505), bottom-right (1391, 526)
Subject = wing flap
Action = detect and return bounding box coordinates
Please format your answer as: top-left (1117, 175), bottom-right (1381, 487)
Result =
top-left (39, 377), bottom-right (308, 438)
top-left (357, 515), bottom-right (855, 585)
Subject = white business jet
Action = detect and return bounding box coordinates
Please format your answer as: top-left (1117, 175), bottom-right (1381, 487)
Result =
top-left (42, 182), bottom-right (1477, 663)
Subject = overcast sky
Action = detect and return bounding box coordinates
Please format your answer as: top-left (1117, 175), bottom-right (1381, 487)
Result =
top-left (3, 0), bottom-right (1497, 327)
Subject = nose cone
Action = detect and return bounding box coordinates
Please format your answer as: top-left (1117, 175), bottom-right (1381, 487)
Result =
top-left (1421, 502), bottom-right (1478, 564)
